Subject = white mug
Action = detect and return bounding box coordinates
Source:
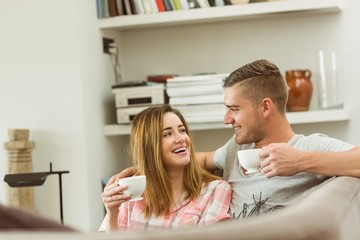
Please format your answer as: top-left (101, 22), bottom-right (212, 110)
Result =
top-left (117, 175), bottom-right (146, 201)
top-left (237, 149), bottom-right (263, 174)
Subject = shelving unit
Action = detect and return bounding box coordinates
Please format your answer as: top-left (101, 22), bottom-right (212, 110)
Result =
top-left (100, 0), bottom-right (348, 137)
top-left (98, 0), bottom-right (343, 30)
top-left (104, 108), bottom-right (349, 136)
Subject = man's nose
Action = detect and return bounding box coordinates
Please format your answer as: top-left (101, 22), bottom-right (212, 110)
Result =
top-left (224, 111), bottom-right (234, 125)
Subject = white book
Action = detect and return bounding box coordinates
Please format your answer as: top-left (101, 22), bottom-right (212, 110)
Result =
top-left (169, 73), bottom-right (228, 83)
top-left (148, 0), bottom-right (159, 12)
top-left (175, 103), bottom-right (225, 116)
top-left (167, 78), bottom-right (224, 88)
top-left (183, 114), bottom-right (224, 123)
top-left (179, 0), bottom-right (190, 10)
top-left (134, 0), bottom-right (145, 14)
top-left (166, 84), bottom-right (223, 97)
top-left (195, 0), bottom-right (210, 8)
top-left (141, 0), bottom-right (153, 13)
top-left (169, 94), bottom-right (223, 105)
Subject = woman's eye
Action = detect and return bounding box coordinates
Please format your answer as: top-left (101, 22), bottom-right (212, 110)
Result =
top-left (163, 132), bottom-right (171, 138)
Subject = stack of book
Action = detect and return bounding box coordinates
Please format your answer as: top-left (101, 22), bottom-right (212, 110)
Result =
top-left (96, 0), bottom-right (236, 18)
top-left (166, 73), bottom-right (228, 123)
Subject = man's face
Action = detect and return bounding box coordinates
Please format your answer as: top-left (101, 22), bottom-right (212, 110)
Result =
top-left (223, 86), bottom-right (265, 145)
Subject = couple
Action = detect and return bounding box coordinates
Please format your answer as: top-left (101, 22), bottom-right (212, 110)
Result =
top-left (101, 59), bottom-right (360, 231)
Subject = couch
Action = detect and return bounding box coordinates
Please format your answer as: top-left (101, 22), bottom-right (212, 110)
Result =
top-left (0, 176), bottom-right (360, 240)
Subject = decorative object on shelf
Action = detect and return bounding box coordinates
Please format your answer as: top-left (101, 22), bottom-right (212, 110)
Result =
top-left (286, 69), bottom-right (313, 112)
top-left (112, 82), bottom-right (166, 124)
top-left (4, 162), bottom-right (70, 224)
top-left (108, 43), bottom-right (123, 85)
top-left (317, 50), bottom-right (343, 109)
top-left (3, 129), bottom-right (36, 213)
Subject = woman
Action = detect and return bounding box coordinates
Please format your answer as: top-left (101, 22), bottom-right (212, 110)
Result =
top-left (100, 104), bottom-right (232, 232)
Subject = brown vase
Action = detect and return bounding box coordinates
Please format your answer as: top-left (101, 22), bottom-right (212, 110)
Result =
top-left (286, 69), bottom-right (313, 112)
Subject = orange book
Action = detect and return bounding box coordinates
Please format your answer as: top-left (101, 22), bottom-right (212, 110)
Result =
top-left (155, 0), bottom-right (166, 11)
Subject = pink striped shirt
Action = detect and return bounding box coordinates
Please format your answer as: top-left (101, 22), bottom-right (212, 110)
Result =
top-left (100, 179), bottom-right (232, 232)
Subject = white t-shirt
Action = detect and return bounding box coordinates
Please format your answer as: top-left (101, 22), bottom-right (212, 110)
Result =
top-left (213, 133), bottom-right (354, 219)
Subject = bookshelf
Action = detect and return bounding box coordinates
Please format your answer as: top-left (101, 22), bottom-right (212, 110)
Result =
top-left (104, 108), bottom-right (349, 136)
top-left (98, 0), bottom-right (343, 30)
top-left (99, 0), bottom-right (348, 137)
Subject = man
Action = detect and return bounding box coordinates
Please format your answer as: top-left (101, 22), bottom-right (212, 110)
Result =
top-left (109, 59), bottom-right (360, 219)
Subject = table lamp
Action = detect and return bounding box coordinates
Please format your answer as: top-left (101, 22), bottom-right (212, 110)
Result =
top-left (3, 162), bottom-right (69, 224)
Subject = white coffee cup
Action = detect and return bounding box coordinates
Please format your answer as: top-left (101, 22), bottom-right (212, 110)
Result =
top-left (117, 175), bottom-right (146, 202)
top-left (237, 149), bottom-right (263, 174)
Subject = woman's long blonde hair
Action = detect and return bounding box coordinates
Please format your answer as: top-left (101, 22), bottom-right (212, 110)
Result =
top-left (129, 104), bottom-right (220, 218)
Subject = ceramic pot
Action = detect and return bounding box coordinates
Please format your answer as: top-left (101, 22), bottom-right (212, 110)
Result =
top-left (286, 69), bottom-right (313, 112)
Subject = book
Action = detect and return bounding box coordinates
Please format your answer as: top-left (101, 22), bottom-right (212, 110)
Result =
top-left (207, 0), bottom-right (216, 6)
top-left (179, 0), bottom-right (190, 9)
top-left (134, 0), bottom-right (145, 14)
top-left (163, 0), bottom-right (174, 10)
top-left (102, 0), bottom-right (110, 18)
top-left (108, 0), bottom-right (119, 17)
top-left (141, 0), bottom-right (152, 13)
top-left (147, 74), bottom-right (177, 83)
top-left (172, 0), bottom-right (183, 10)
top-left (123, 0), bottom-right (133, 14)
top-left (175, 103), bottom-right (225, 115)
top-left (183, 114), bottom-right (224, 123)
top-left (166, 84), bottom-right (224, 97)
top-left (116, 0), bottom-right (125, 15)
top-left (168, 73), bottom-right (228, 82)
top-left (215, 0), bottom-right (225, 6)
top-left (169, 94), bottom-right (223, 105)
top-left (97, 0), bottom-right (104, 18)
top-left (155, 0), bottom-right (166, 11)
top-left (149, 0), bottom-right (160, 12)
top-left (166, 77), bottom-right (225, 88)
top-left (166, 73), bottom-right (228, 88)
top-left (196, 0), bottom-right (210, 7)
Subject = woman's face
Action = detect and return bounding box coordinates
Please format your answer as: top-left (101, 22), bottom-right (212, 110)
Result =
top-left (161, 112), bottom-right (191, 171)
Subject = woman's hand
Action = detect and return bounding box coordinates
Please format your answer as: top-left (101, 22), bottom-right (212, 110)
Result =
top-left (101, 182), bottom-right (131, 214)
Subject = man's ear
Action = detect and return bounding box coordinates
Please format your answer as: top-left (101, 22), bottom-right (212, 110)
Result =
top-left (260, 98), bottom-right (272, 118)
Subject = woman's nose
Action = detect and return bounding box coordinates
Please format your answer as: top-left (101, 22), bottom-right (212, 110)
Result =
top-left (174, 132), bottom-right (185, 143)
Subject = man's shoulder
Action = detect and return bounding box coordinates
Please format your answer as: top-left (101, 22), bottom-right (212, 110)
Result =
top-left (289, 133), bottom-right (329, 144)
top-left (207, 179), bottom-right (232, 192)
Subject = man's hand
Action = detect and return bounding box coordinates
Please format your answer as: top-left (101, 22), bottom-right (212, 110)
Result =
top-left (260, 143), bottom-right (303, 178)
top-left (105, 166), bottom-right (138, 187)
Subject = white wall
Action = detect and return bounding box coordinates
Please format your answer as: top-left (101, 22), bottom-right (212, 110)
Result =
top-left (0, 0), bottom-right (126, 231)
top-left (0, 0), bottom-right (359, 232)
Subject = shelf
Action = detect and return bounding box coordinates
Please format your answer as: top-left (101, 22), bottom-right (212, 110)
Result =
top-left (98, 0), bottom-right (342, 30)
top-left (104, 108), bottom-right (349, 136)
